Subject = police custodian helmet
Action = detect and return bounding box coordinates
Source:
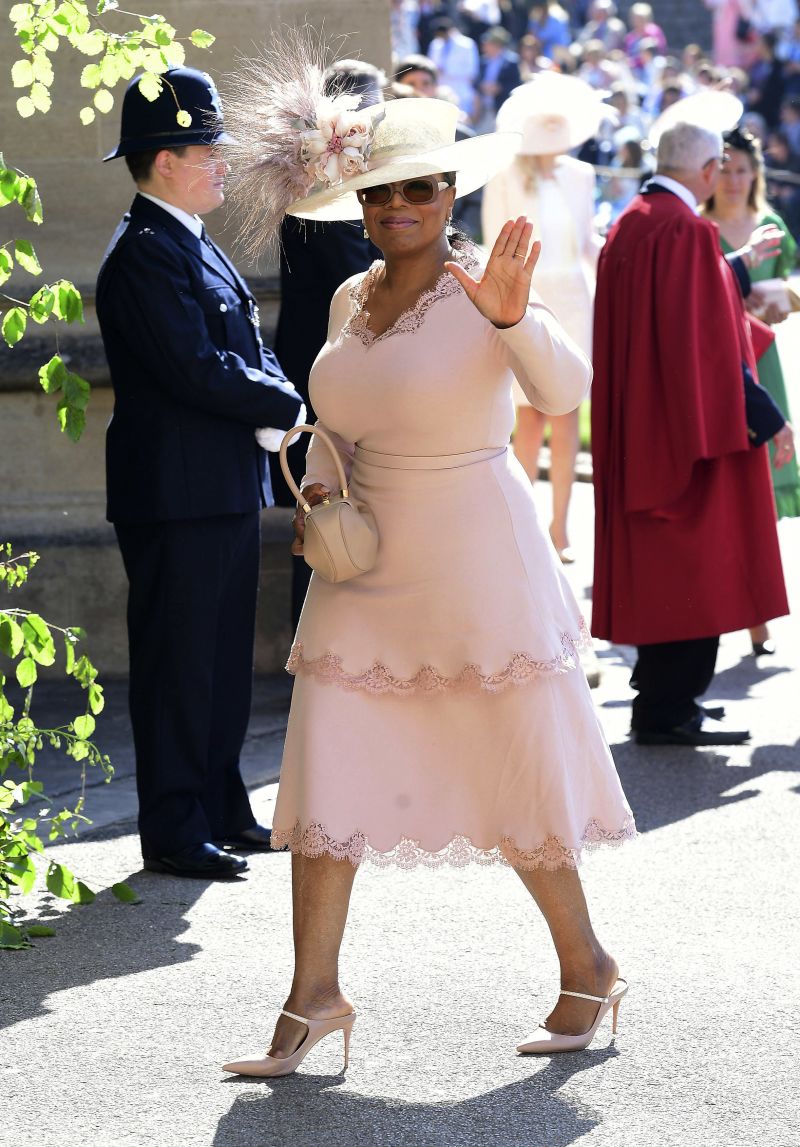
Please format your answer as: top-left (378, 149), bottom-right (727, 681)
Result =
top-left (104, 66), bottom-right (233, 161)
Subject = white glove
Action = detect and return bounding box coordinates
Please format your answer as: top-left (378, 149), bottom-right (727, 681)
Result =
top-left (256, 403), bottom-right (307, 452)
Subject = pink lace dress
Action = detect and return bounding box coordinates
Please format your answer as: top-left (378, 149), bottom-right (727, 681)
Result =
top-left (271, 248), bottom-right (635, 869)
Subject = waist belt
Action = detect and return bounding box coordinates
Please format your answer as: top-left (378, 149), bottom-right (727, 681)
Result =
top-left (354, 445), bottom-right (506, 471)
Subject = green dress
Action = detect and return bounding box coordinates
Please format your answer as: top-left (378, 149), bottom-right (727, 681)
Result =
top-left (720, 210), bottom-right (800, 518)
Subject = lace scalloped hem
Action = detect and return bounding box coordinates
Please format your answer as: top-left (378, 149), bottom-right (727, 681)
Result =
top-left (286, 620), bottom-right (593, 697)
top-left (270, 816), bottom-right (637, 871)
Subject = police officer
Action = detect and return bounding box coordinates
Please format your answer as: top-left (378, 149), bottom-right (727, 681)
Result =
top-left (97, 68), bottom-right (304, 878)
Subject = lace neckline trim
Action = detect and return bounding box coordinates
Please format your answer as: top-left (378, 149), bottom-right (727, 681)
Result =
top-left (343, 244), bottom-right (481, 348)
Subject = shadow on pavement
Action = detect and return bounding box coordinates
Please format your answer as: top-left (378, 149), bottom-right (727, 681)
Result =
top-left (611, 736), bottom-right (800, 836)
top-left (213, 1045), bottom-right (620, 1147)
top-left (0, 868), bottom-right (209, 1032)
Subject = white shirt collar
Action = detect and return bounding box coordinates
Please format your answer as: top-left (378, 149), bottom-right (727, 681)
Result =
top-left (138, 192), bottom-right (204, 237)
top-left (649, 174), bottom-right (699, 214)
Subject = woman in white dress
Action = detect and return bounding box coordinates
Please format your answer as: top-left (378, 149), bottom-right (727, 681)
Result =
top-left (218, 72), bottom-right (634, 1077)
top-left (482, 75), bottom-right (604, 562)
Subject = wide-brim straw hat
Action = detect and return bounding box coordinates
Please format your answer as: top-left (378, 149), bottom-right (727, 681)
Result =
top-left (496, 73), bottom-right (611, 156)
top-left (287, 98), bottom-right (521, 222)
top-left (648, 90), bottom-right (743, 147)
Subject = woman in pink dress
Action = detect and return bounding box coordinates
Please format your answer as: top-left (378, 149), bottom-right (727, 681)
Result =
top-left (219, 79), bottom-right (634, 1076)
top-left (705, 0), bottom-right (747, 68)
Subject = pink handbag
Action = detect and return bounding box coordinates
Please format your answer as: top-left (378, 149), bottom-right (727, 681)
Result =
top-left (279, 424), bottom-right (378, 583)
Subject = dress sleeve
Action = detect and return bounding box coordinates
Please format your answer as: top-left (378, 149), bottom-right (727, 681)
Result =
top-left (490, 303), bottom-right (593, 414)
top-left (300, 277), bottom-right (359, 491)
top-left (301, 422), bottom-right (355, 492)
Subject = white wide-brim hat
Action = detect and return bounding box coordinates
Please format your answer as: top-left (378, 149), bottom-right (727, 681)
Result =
top-left (648, 90), bottom-right (743, 147)
top-left (496, 73), bottom-right (612, 155)
top-left (287, 98), bottom-right (521, 222)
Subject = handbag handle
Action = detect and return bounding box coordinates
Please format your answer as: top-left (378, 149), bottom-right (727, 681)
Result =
top-left (279, 423), bottom-right (349, 511)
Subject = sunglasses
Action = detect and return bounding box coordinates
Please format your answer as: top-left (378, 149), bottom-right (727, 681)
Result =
top-left (357, 178), bottom-right (451, 206)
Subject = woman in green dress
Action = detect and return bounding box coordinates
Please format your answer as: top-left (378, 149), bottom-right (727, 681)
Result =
top-left (704, 126), bottom-right (800, 655)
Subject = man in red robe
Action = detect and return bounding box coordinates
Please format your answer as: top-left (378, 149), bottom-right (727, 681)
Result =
top-left (592, 120), bottom-right (793, 745)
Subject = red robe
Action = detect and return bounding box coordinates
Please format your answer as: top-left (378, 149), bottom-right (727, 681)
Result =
top-left (591, 188), bottom-right (788, 645)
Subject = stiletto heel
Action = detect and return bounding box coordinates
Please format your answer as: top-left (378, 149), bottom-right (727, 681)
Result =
top-left (517, 978), bottom-right (628, 1054)
top-left (222, 1008), bottom-right (356, 1078)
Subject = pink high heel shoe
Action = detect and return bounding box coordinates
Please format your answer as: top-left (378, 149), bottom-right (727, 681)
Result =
top-left (222, 1008), bottom-right (356, 1078)
top-left (516, 979), bottom-right (628, 1054)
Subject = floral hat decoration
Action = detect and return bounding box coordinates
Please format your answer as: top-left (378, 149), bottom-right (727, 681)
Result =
top-left (219, 31), bottom-right (521, 253)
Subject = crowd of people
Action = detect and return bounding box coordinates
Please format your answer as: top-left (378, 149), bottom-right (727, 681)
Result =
top-left (389, 0), bottom-right (800, 238)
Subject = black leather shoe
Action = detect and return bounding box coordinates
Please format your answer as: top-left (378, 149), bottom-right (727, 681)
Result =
top-left (215, 824), bottom-right (274, 852)
top-left (752, 639), bottom-right (776, 657)
top-left (635, 721), bottom-right (750, 746)
top-left (143, 842), bottom-right (248, 878)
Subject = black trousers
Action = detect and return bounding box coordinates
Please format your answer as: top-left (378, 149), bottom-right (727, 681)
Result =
top-left (630, 636), bottom-right (720, 732)
top-left (115, 513), bottom-right (260, 858)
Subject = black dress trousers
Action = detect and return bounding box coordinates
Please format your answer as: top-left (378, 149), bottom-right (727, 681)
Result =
top-left (115, 513), bottom-right (260, 858)
top-left (630, 636), bottom-right (720, 732)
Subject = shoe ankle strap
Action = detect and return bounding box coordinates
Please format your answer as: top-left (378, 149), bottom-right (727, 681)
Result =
top-left (281, 1008), bottom-right (309, 1024)
top-left (560, 989), bottom-right (608, 1003)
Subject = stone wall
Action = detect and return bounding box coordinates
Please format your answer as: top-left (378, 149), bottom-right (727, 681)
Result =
top-left (1, 1), bottom-right (390, 677)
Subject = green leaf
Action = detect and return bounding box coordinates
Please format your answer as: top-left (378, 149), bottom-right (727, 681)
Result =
top-left (9, 4), bottom-right (36, 21)
top-left (14, 239), bottom-right (41, 275)
top-left (100, 52), bottom-right (120, 87)
top-left (39, 354), bottom-right (68, 394)
top-left (25, 925), bottom-right (56, 937)
top-left (16, 657), bottom-right (37, 687)
top-left (53, 280), bottom-right (84, 323)
top-left (154, 26), bottom-right (172, 47)
top-left (71, 30), bottom-right (105, 55)
top-left (175, 109), bottom-right (192, 128)
top-left (189, 29), bottom-right (215, 49)
top-left (80, 106), bottom-right (95, 125)
top-left (137, 71), bottom-right (162, 101)
top-left (80, 62), bottom-right (102, 88)
top-left (11, 59), bottom-right (34, 87)
top-left (0, 169), bottom-right (20, 206)
top-left (63, 371), bottom-right (90, 411)
top-left (64, 633), bottom-right (75, 673)
top-left (162, 40), bottom-right (185, 68)
top-left (16, 96), bottom-right (36, 119)
top-left (29, 82), bottom-right (52, 114)
top-left (2, 307), bottom-right (27, 347)
top-left (0, 249), bottom-right (12, 286)
top-left (73, 713), bottom-right (95, 739)
top-left (7, 852), bottom-right (37, 894)
top-left (93, 88), bottom-right (113, 114)
top-left (88, 683), bottom-right (104, 714)
top-left (21, 613), bottom-right (56, 665)
top-left (96, 0), bottom-right (119, 12)
top-left (19, 179), bottom-right (43, 224)
top-left (74, 880), bottom-right (96, 904)
top-left (58, 404), bottom-right (86, 442)
top-left (31, 52), bottom-right (55, 87)
top-left (0, 614), bottom-right (25, 657)
top-left (46, 861), bottom-right (75, 900)
top-left (111, 881), bottom-right (140, 903)
top-left (0, 921), bottom-right (29, 950)
top-left (29, 286), bottom-right (55, 324)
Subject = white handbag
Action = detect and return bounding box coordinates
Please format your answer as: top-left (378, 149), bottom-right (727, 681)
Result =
top-left (279, 424), bottom-right (378, 583)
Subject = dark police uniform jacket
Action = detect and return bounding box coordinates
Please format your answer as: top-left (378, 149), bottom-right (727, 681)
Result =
top-left (96, 194), bottom-right (303, 523)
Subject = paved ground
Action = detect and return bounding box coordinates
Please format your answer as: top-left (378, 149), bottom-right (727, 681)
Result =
top-left (3, 321), bottom-right (800, 1146)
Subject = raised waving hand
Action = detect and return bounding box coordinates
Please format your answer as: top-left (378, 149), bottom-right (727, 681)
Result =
top-left (445, 215), bottom-right (541, 329)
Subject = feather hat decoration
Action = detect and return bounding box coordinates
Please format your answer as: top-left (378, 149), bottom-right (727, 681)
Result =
top-left (217, 30), bottom-right (384, 256)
